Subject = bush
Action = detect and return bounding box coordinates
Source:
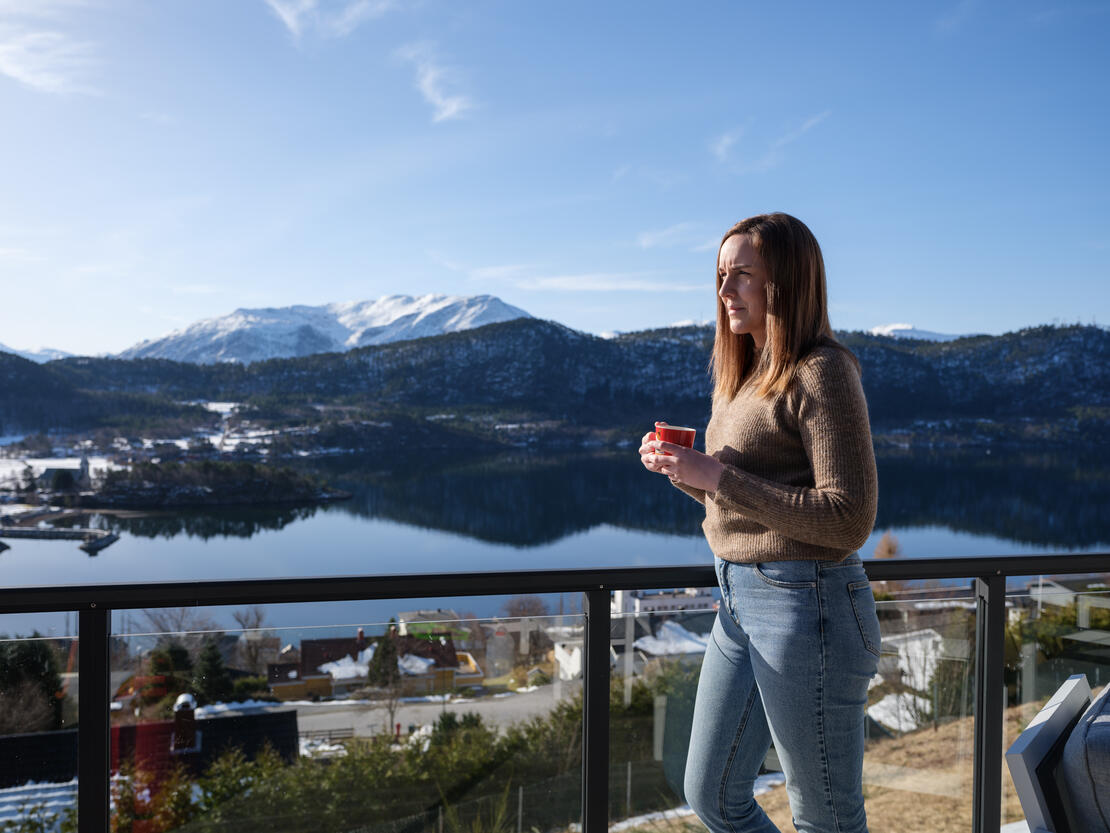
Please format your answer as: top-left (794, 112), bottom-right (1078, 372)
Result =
top-left (231, 676), bottom-right (271, 701)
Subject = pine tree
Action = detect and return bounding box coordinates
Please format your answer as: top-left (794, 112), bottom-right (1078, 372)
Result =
top-left (192, 639), bottom-right (233, 705)
top-left (367, 621), bottom-right (400, 689)
top-left (0, 632), bottom-right (64, 730)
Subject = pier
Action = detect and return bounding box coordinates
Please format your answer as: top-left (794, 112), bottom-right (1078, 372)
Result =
top-left (0, 527), bottom-right (120, 555)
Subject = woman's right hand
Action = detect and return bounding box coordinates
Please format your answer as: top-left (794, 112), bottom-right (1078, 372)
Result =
top-left (639, 426), bottom-right (668, 475)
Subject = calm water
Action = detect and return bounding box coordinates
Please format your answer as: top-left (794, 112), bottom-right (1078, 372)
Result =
top-left (2, 447), bottom-right (1107, 634)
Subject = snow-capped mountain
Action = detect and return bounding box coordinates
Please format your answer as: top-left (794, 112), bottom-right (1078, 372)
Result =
top-left (869, 323), bottom-right (978, 342)
top-left (118, 294), bottom-right (533, 364)
top-left (0, 342), bottom-right (72, 363)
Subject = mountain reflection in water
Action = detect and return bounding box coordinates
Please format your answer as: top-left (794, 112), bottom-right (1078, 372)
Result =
top-left (99, 447), bottom-right (1110, 551)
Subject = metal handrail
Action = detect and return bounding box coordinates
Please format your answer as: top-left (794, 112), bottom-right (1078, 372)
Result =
top-left (2, 551), bottom-right (1107, 833)
top-left (1, 552), bottom-right (1107, 613)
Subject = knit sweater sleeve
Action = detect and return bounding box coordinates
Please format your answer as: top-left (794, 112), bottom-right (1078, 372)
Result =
top-left (707, 349), bottom-right (878, 550)
top-left (670, 479), bottom-right (707, 505)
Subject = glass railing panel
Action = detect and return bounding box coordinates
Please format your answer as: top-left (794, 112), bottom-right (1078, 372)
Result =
top-left (0, 614), bottom-right (79, 833)
top-left (861, 590), bottom-right (977, 833)
top-left (607, 590), bottom-right (720, 831)
top-left (1000, 581), bottom-right (1110, 830)
top-left (108, 607), bottom-right (584, 833)
top-left (606, 585), bottom-right (979, 833)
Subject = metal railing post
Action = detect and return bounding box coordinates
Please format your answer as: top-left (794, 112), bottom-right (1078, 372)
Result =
top-left (972, 575), bottom-right (1006, 833)
top-left (582, 588), bottom-right (611, 833)
top-left (78, 606), bottom-right (110, 833)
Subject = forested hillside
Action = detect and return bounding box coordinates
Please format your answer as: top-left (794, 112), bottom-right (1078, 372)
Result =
top-left (4, 321), bottom-right (1107, 444)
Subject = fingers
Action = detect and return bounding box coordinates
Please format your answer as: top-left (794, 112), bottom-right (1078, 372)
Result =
top-left (640, 452), bottom-right (674, 475)
top-left (637, 429), bottom-right (683, 481)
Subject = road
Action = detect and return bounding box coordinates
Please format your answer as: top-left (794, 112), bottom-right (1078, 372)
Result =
top-left (260, 681), bottom-right (583, 739)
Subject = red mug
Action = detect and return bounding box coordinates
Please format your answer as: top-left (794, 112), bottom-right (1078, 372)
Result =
top-left (653, 422), bottom-right (696, 455)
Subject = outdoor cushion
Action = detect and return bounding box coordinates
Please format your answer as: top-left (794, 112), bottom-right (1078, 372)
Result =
top-left (1060, 681), bottom-right (1110, 832)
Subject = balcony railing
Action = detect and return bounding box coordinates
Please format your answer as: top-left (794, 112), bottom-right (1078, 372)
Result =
top-left (1, 551), bottom-right (1107, 833)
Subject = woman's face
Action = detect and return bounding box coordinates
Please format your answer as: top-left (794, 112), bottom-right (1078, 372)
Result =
top-left (718, 235), bottom-right (768, 347)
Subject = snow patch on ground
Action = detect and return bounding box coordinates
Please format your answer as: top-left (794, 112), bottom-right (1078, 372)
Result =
top-left (400, 694), bottom-right (454, 704)
top-left (299, 737), bottom-right (348, 758)
top-left (594, 775), bottom-right (786, 833)
top-left (0, 456), bottom-right (119, 481)
top-left (634, 620), bottom-right (709, 656)
top-left (195, 698), bottom-right (372, 717)
top-left (867, 693), bottom-right (930, 733)
top-left (0, 779), bottom-right (77, 830)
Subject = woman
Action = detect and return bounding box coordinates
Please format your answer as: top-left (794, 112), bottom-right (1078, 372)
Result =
top-left (639, 213), bottom-right (880, 833)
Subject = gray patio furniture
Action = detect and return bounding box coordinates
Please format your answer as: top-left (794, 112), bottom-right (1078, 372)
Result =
top-left (1006, 673), bottom-right (1110, 833)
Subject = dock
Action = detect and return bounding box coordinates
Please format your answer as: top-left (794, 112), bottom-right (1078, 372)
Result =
top-left (0, 527), bottom-right (120, 555)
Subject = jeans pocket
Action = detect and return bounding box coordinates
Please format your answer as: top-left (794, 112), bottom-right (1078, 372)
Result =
top-left (754, 562), bottom-right (817, 589)
top-left (848, 580), bottom-right (882, 658)
top-left (715, 559), bottom-right (738, 623)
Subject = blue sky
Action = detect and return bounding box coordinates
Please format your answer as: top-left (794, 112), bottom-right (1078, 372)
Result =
top-left (0, 0), bottom-right (1107, 355)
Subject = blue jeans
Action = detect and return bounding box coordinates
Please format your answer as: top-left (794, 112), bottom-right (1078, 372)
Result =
top-left (684, 556), bottom-right (881, 833)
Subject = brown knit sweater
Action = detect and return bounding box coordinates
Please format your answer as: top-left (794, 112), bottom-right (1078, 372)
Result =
top-left (673, 344), bottom-right (878, 563)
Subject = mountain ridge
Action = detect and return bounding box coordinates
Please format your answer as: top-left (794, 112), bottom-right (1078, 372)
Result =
top-left (117, 294), bottom-right (533, 364)
top-left (868, 323), bottom-right (978, 342)
top-left (0, 342), bottom-right (72, 364)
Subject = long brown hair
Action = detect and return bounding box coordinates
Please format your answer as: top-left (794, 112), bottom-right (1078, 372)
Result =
top-left (710, 212), bottom-right (853, 400)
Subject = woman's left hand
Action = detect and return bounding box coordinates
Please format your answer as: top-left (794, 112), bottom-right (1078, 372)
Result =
top-left (647, 441), bottom-right (725, 492)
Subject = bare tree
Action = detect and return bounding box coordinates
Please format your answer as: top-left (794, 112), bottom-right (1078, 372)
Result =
top-left (501, 595), bottom-right (550, 619)
top-left (0, 680), bottom-right (54, 734)
top-left (457, 611), bottom-right (487, 654)
top-left (873, 531), bottom-right (902, 559)
top-left (368, 623), bottom-right (403, 737)
top-left (232, 606), bottom-right (271, 675)
top-left (141, 608), bottom-right (223, 662)
top-left (873, 531), bottom-right (905, 594)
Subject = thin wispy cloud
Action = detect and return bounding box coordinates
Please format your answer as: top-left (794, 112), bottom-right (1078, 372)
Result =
top-left (427, 250), bottom-right (467, 273)
top-left (427, 253), bottom-right (535, 283)
top-left (770, 110), bottom-right (830, 150)
top-left (525, 274), bottom-right (702, 293)
top-left (935, 0), bottom-right (980, 32)
top-left (428, 253), bottom-right (699, 293)
top-left (0, 0), bottom-right (90, 17)
top-left (140, 110), bottom-right (178, 126)
top-left (396, 42), bottom-right (472, 122)
top-left (0, 246), bottom-right (29, 258)
top-left (470, 264), bottom-right (532, 281)
top-left (711, 128), bottom-right (743, 162)
top-left (637, 221), bottom-right (698, 249)
top-left (715, 110), bottom-right (831, 173)
top-left (171, 283), bottom-right (225, 296)
top-left (0, 7), bottom-right (99, 95)
top-left (264, 0), bottom-right (396, 39)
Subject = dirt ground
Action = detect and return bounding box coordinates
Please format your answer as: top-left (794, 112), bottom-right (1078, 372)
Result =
top-left (621, 699), bottom-right (1054, 833)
